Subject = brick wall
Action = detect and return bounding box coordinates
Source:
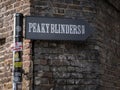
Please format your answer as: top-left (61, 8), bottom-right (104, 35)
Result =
top-left (33, 41), bottom-right (100, 90)
top-left (32, 0), bottom-right (120, 90)
top-left (94, 0), bottom-right (120, 90)
top-left (0, 0), bottom-right (120, 90)
top-left (0, 0), bottom-right (31, 90)
top-left (32, 0), bottom-right (99, 90)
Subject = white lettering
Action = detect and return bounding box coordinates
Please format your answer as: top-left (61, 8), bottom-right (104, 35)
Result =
top-left (72, 25), bottom-right (77, 34)
top-left (33, 23), bottom-right (37, 32)
top-left (82, 25), bottom-right (85, 34)
top-left (70, 25), bottom-right (74, 34)
top-left (46, 24), bottom-right (50, 33)
top-left (37, 24), bottom-right (40, 32)
top-left (66, 25), bottom-right (70, 34)
top-left (61, 24), bottom-right (65, 33)
top-left (41, 23), bottom-right (46, 33)
top-left (58, 24), bottom-right (61, 33)
top-left (51, 24), bottom-right (55, 33)
top-left (78, 25), bottom-right (82, 34)
top-left (28, 23), bottom-right (85, 35)
top-left (29, 23), bottom-right (33, 32)
top-left (54, 24), bottom-right (59, 33)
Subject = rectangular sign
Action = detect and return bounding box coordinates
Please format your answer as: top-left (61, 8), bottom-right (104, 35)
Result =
top-left (25, 16), bottom-right (93, 41)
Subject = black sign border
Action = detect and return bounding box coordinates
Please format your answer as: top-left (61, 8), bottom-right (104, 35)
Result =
top-left (25, 16), bottom-right (94, 41)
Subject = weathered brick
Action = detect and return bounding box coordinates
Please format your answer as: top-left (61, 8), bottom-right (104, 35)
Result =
top-left (40, 59), bottom-right (48, 65)
top-left (33, 1), bottom-right (120, 90)
top-left (0, 0), bottom-right (120, 90)
top-left (0, 0), bottom-right (31, 89)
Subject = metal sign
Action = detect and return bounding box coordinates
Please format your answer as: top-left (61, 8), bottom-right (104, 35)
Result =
top-left (25, 16), bottom-right (93, 41)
